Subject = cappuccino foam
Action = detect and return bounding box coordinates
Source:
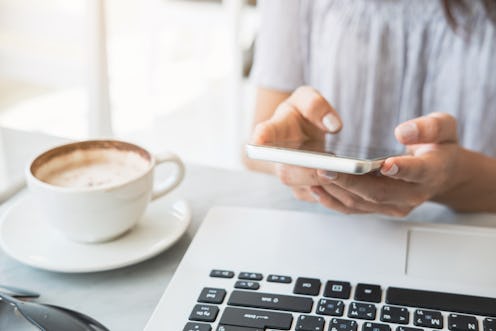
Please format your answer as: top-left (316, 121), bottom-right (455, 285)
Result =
top-left (35, 148), bottom-right (150, 189)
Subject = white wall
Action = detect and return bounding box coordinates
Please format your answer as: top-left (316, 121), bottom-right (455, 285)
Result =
top-left (0, 0), bottom-right (85, 86)
top-left (0, 0), bottom-right (259, 170)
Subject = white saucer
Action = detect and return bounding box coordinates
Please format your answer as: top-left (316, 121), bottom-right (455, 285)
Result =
top-left (0, 195), bottom-right (191, 273)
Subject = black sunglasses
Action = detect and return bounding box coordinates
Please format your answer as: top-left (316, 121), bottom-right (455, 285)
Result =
top-left (0, 290), bottom-right (109, 331)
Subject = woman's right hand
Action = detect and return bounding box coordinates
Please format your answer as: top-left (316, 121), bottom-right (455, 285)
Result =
top-left (250, 86), bottom-right (343, 203)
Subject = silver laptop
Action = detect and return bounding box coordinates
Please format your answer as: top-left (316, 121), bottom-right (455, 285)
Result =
top-left (144, 205), bottom-right (496, 331)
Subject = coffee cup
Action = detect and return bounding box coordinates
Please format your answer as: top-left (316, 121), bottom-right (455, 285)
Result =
top-left (26, 140), bottom-right (184, 243)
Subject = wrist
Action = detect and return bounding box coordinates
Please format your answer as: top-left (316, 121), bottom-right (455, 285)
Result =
top-left (450, 147), bottom-right (474, 191)
top-left (431, 147), bottom-right (496, 212)
top-left (431, 146), bottom-right (473, 205)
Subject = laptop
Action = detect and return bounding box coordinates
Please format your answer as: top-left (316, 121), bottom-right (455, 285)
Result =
top-left (144, 205), bottom-right (496, 331)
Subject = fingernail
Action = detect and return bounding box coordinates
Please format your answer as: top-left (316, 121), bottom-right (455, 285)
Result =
top-left (396, 122), bottom-right (418, 143)
top-left (381, 163), bottom-right (398, 176)
top-left (322, 114), bottom-right (340, 132)
top-left (310, 191), bottom-right (320, 201)
top-left (318, 169), bottom-right (338, 180)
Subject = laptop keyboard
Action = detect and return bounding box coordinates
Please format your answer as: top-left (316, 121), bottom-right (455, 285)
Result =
top-left (183, 269), bottom-right (496, 331)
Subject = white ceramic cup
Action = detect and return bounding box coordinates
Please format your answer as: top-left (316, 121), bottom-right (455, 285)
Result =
top-left (26, 140), bottom-right (184, 243)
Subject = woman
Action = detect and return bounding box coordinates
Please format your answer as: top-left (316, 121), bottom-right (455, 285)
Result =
top-left (246, 0), bottom-right (496, 216)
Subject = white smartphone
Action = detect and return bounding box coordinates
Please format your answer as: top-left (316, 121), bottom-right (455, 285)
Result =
top-left (246, 137), bottom-right (401, 175)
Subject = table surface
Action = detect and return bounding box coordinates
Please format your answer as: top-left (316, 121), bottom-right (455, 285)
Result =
top-left (2, 130), bottom-right (496, 331)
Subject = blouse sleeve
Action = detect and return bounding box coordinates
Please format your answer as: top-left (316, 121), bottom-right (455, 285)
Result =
top-left (250, 0), bottom-right (305, 92)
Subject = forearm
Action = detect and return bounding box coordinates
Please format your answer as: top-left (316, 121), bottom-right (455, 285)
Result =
top-left (433, 148), bottom-right (496, 212)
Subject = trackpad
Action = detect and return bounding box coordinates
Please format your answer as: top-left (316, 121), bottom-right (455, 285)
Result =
top-left (406, 228), bottom-right (496, 286)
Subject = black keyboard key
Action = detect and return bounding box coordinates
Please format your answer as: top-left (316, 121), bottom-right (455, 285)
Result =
top-left (294, 277), bottom-right (322, 296)
top-left (324, 281), bottom-right (351, 299)
top-left (198, 288), bottom-right (227, 304)
top-left (219, 307), bottom-right (292, 330)
top-left (348, 302), bottom-right (376, 320)
top-left (184, 322), bottom-right (212, 331)
top-left (363, 322), bottom-right (391, 331)
top-left (239, 272), bottom-right (263, 281)
top-left (189, 304), bottom-right (219, 323)
top-left (355, 283), bottom-right (382, 303)
top-left (234, 281), bottom-right (260, 290)
top-left (397, 327), bottom-right (423, 331)
top-left (414, 309), bottom-right (443, 329)
top-left (267, 274), bottom-right (292, 283)
top-left (217, 326), bottom-right (262, 331)
top-left (316, 298), bottom-right (345, 316)
top-left (381, 306), bottom-right (409, 324)
top-left (387, 287), bottom-right (496, 317)
top-left (329, 318), bottom-right (358, 331)
top-left (228, 290), bottom-right (313, 313)
top-left (449, 314), bottom-right (479, 331)
top-left (296, 315), bottom-right (325, 331)
top-left (485, 318), bottom-right (496, 331)
top-left (210, 270), bottom-right (235, 279)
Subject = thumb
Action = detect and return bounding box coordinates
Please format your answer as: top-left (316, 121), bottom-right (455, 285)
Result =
top-left (395, 112), bottom-right (458, 145)
top-left (251, 121), bottom-right (276, 144)
top-left (285, 86), bottom-right (342, 133)
top-left (251, 103), bottom-right (306, 144)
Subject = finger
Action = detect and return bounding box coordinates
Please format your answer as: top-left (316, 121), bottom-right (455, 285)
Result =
top-left (395, 112), bottom-right (458, 145)
top-left (310, 186), bottom-right (365, 215)
top-left (251, 102), bottom-right (306, 144)
top-left (380, 155), bottom-right (431, 183)
top-left (251, 103), bottom-right (305, 145)
top-left (251, 121), bottom-right (276, 145)
top-left (382, 144), bottom-right (457, 183)
top-left (319, 170), bottom-right (427, 207)
top-left (275, 164), bottom-right (335, 186)
top-left (251, 86), bottom-right (342, 144)
top-left (286, 86), bottom-right (342, 133)
top-left (319, 183), bottom-right (413, 217)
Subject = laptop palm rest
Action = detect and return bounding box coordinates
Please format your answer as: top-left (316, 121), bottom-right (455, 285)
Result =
top-left (406, 228), bottom-right (496, 286)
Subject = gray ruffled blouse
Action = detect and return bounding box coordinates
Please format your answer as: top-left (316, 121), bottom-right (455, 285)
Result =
top-left (252, 0), bottom-right (496, 155)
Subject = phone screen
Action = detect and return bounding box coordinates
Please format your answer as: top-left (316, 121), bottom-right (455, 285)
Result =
top-left (261, 134), bottom-right (401, 161)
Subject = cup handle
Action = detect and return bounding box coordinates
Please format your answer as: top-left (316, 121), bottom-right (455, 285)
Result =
top-left (151, 152), bottom-right (185, 201)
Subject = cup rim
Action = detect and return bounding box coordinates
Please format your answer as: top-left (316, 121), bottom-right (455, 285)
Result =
top-left (26, 139), bottom-right (155, 193)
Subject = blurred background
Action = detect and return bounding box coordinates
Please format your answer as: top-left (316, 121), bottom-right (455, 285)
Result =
top-left (0, 0), bottom-right (259, 169)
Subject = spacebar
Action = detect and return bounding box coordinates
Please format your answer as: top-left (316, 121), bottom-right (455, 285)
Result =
top-left (386, 287), bottom-right (496, 317)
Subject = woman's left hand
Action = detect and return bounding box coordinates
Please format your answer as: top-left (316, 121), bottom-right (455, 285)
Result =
top-left (311, 112), bottom-right (462, 217)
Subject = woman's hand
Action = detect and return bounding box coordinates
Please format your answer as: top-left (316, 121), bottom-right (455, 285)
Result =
top-left (251, 85), bottom-right (496, 214)
top-left (251, 85), bottom-right (472, 216)
top-left (250, 86), bottom-right (343, 203)
top-left (312, 112), bottom-right (463, 216)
